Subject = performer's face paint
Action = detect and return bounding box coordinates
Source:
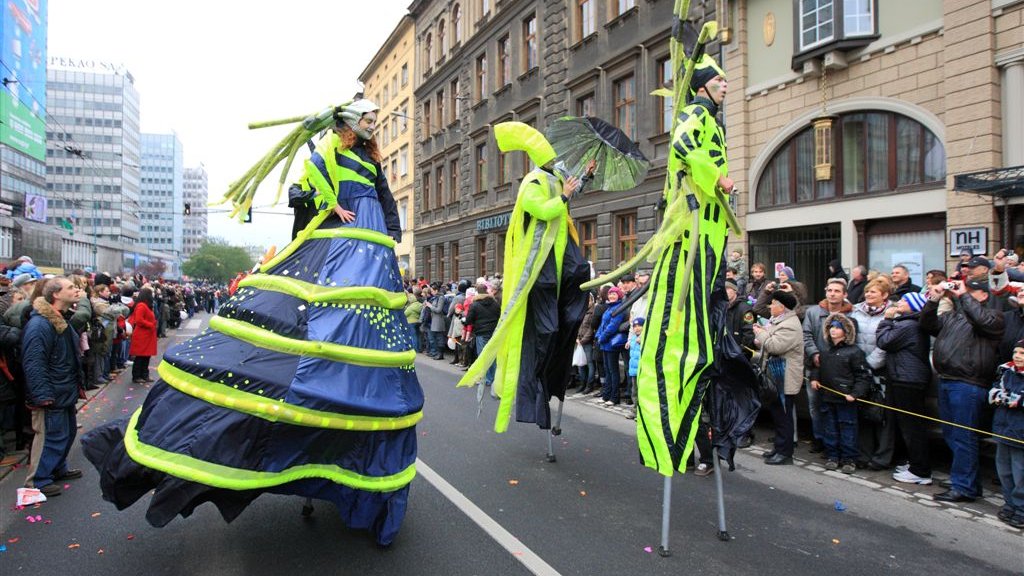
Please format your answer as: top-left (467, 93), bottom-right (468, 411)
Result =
top-left (355, 112), bottom-right (378, 140)
top-left (704, 75), bottom-right (727, 105)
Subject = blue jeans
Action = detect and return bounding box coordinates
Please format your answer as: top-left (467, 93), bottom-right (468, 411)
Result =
top-left (938, 379), bottom-right (987, 496)
top-left (476, 334), bottom-right (496, 386)
top-left (31, 407), bottom-right (77, 488)
top-left (821, 402), bottom-right (859, 462)
top-left (601, 350), bottom-right (620, 403)
top-left (806, 372), bottom-right (824, 441)
top-left (996, 443), bottom-right (1024, 513)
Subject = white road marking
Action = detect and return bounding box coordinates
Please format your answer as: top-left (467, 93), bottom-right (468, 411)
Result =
top-left (184, 319), bottom-right (202, 330)
top-left (415, 458), bottom-right (561, 576)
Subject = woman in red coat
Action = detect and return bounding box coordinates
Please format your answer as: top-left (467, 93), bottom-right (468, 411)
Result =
top-left (128, 287), bottom-right (157, 383)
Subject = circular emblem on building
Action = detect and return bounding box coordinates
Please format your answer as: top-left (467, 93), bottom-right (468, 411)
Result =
top-left (764, 12), bottom-right (776, 47)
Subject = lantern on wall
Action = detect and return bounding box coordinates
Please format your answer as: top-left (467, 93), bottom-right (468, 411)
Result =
top-left (813, 66), bottom-right (834, 181)
top-left (813, 115), bottom-right (836, 181)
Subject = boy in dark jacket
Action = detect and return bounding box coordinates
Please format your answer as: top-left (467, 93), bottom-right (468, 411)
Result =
top-left (989, 340), bottom-right (1024, 529)
top-left (811, 313), bottom-right (872, 474)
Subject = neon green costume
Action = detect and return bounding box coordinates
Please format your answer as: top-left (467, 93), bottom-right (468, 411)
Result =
top-left (634, 55), bottom-right (733, 475)
top-left (459, 123), bottom-right (591, 433)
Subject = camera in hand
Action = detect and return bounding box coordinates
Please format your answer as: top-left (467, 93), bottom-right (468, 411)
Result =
top-left (943, 281), bottom-right (958, 290)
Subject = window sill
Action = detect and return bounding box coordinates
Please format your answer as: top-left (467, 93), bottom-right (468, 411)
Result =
top-left (604, 6), bottom-right (639, 30)
top-left (791, 35), bottom-right (879, 71)
top-left (475, 14), bottom-right (490, 29)
top-left (518, 66), bottom-right (539, 82)
top-left (471, 98), bottom-right (488, 111)
top-left (493, 83), bottom-right (512, 98)
top-left (570, 32), bottom-right (598, 52)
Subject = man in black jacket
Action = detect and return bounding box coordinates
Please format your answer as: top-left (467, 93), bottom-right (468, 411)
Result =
top-left (920, 278), bottom-right (1005, 502)
top-left (466, 283), bottom-right (501, 389)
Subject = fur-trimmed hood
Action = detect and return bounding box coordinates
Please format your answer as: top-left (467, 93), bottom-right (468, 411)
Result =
top-left (822, 312), bottom-right (856, 346)
top-left (32, 297), bottom-right (68, 334)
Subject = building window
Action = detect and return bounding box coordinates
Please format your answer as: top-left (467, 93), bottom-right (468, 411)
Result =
top-left (438, 245), bottom-right (446, 282)
top-left (475, 53), bottom-right (488, 101)
top-left (399, 146), bottom-right (409, 176)
top-left (398, 198), bottom-right (409, 231)
top-left (613, 75), bottom-right (636, 141)
top-left (436, 89), bottom-right (445, 130)
top-left (450, 159), bottom-right (459, 204)
top-left (495, 234), bottom-right (504, 271)
top-left (477, 236), bottom-right (488, 277)
top-left (452, 5), bottom-right (463, 45)
top-left (577, 0), bottom-right (596, 39)
top-left (423, 246), bottom-right (431, 281)
top-left (451, 242), bottom-right (460, 279)
top-left (576, 93), bottom-right (595, 117)
top-left (795, 0), bottom-right (877, 56)
top-left (422, 174), bottom-right (432, 211)
top-left (401, 63), bottom-right (409, 86)
top-left (450, 79), bottom-right (461, 124)
top-left (437, 19), bottom-right (446, 62)
top-left (615, 212), bottom-right (637, 264)
top-left (498, 35), bottom-right (511, 87)
top-left (400, 102), bottom-right (409, 132)
top-left (615, 0), bottom-right (636, 16)
top-left (523, 15), bottom-right (538, 72)
top-left (755, 111), bottom-right (945, 209)
top-left (390, 158), bottom-right (397, 180)
top-left (391, 117), bottom-right (398, 140)
top-left (436, 166), bottom-right (445, 207)
top-left (580, 219), bottom-right (598, 265)
top-left (423, 100), bottom-right (432, 137)
top-left (480, 0), bottom-right (490, 17)
top-left (476, 143), bottom-right (488, 192)
top-left (424, 33), bottom-right (433, 70)
top-left (658, 57), bottom-right (673, 134)
top-left (497, 150), bottom-right (507, 184)
top-left (392, 75), bottom-right (398, 97)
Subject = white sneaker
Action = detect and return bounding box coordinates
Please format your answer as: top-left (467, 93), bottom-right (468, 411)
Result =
top-left (892, 469), bottom-right (932, 485)
top-left (894, 463), bottom-right (910, 472)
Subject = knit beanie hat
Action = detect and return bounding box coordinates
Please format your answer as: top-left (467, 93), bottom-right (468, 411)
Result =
top-left (901, 292), bottom-right (927, 312)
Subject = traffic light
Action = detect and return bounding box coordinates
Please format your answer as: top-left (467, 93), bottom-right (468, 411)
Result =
top-left (184, 202), bottom-right (191, 216)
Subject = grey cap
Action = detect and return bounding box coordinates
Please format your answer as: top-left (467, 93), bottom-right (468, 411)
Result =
top-left (12, 273), bottom-right (35, 289)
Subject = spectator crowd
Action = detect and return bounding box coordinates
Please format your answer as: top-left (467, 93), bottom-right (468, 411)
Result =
top-left (0, 255), bottom-right (226, 499)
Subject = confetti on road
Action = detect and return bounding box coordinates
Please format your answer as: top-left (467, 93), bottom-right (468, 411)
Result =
top-left (644, 546), bottom-right (653, 553)
top-left (579, 491), bottom-right (587, 496)
top-left (91, 512), bottom-right (102, 518)
top-left (834, 500), bottom-right (847, 512)
top-left (97, 549), bottom-right (104, 554)
top-left (68, 543), bottom-right (80, 549)
top-left (64, 484), bottom-right (70, 489)
top-left (508, 479), bottom-right (519, 485)
top-left (8, 538), bottom-right (19, 543)
top-left (127, 534), bottom-right (135, 540)
top-left (832, 539), bottom-right (840, 545)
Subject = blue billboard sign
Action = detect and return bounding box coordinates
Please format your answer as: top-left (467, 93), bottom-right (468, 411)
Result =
top-left (0, 0), bottom-right (47, 160)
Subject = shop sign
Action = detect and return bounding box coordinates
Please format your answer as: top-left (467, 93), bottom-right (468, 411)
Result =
top-left (949, 227), bottom-right (986, 256)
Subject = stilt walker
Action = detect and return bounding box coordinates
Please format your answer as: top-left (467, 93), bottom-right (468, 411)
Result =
top-left (581, 0), bottom-right (741, 554)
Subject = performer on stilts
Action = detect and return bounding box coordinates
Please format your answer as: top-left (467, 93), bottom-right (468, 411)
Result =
top-left (82, 99), bottom-right (423, 546)
top-left (459, 123), bottom-right (593, 435)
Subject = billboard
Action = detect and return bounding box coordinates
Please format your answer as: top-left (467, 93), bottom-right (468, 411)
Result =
top-left (0, 0), bottom-right (47, 161)
top-left (23, 192), bottom-right (45, 222)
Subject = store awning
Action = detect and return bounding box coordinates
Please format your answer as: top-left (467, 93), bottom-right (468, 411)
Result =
top-left (953, 165), bottom-right (1024, 198)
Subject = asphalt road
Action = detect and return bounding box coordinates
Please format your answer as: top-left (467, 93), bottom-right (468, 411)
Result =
top-left (1, 312), bottom-right (1021, 575)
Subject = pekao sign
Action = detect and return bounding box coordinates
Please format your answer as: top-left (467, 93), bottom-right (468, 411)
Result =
top-left (48, 56), bottom-right (128, 75)
top-left (949, 226), bottom-right (987, 256)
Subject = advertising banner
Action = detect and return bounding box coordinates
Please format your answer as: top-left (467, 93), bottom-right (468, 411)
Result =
top-left (0, 0), bottom-right (47, 161)
top-left (23, 192), bottom-right (45, 222)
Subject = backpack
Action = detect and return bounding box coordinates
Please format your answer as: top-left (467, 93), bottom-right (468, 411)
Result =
top-left (88, 319), bottom-right (106, 344)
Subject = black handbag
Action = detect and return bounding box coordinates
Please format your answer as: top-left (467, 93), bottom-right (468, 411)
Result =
top-left (752, 354), bottom-right (779, 408)
top-left (860, 375), bottom-right (888, 424)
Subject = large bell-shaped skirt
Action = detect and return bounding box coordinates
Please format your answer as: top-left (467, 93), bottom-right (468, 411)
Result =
top-left (82, 202), bottom-right (423, 546)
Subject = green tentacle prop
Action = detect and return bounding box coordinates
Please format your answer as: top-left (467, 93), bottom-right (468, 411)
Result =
top-left (211, 101), bottom-right (353, 221)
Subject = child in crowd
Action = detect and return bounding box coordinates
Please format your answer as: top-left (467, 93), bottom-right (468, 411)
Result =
top-left (990, 340), bottom-right (1024, 529)
top-left (728, 248), bottom-right (747, 281)
top-left (625, 317), bottom-right (645, 417)
top-left (811, 313), bottom-right (872, 474)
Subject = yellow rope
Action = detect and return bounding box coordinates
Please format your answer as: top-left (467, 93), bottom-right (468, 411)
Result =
top-left (815, 381), bottom-right (1024, 447)
top-left (742, 343), bottom-right (1024, 445)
